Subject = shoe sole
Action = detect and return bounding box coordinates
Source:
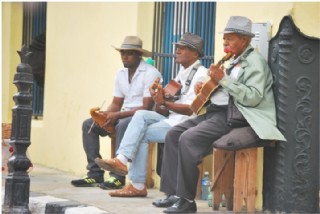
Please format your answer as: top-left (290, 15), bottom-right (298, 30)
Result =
top-left (152, 196), bottom-right (179, 208)
top-left (152, 200), bottom-right (178, 208)
top-left (95, 158), bottom-right (128, 176)
top-left (99, 184), bottom-right (124, 190)
top-left (109, 193), bottom-right (147, 197)
top-left (71, 183), bottom-right (101, 187)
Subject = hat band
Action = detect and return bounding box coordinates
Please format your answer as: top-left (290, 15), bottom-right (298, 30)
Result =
top-left (178, 41), bottom-right (199, 51)
top-left (224, 27), bottom-right (253, 36)
top-left (121, 44), bottom-right (142, 49)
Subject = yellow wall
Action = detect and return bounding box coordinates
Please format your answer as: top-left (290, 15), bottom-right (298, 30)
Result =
top-left (2, 2), bottom-right (22, 123)
top-left (2, 2), bottom-right (319, 199)
top-left (29, 3), bottom-right (156, 177)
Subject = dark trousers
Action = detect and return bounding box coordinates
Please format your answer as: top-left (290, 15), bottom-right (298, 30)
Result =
top-left (160, 105), bottom-right (231, 200)
top-left (82, 116), bottom-right (132, 181)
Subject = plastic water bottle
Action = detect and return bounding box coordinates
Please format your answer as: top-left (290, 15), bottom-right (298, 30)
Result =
top-left (201, 171), bottom-right (210, 200)
top-left (207, 192), bottom-right (213, 207)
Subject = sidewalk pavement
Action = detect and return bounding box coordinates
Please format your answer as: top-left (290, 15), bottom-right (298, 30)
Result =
top-left (2, 164), bottom-right (226, 214)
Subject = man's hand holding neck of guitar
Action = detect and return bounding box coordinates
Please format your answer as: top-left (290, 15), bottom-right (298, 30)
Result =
top-left (208, 64), bottom-right (225, 82)
top-left (209, 49), bottom-right (235, 82)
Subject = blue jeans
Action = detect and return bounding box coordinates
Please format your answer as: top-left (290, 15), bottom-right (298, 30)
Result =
top-left (116, 110), bottom-right (171, 183)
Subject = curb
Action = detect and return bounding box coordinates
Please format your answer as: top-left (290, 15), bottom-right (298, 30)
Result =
top-left (2, 193), bottom-right (109, 214)
top-left (29, 195), bottom-right (109, 214)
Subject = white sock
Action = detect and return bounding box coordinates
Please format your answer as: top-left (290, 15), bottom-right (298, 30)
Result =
top-left (132, 182), bottom-right (145, 190)
top-left (116, 154), bottom-right (128, 165)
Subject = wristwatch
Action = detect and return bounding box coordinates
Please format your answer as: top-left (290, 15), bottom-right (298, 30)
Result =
top-left (159, 101), bottom-right (167, 110)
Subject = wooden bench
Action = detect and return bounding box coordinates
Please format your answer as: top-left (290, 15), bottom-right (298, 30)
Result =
top-left (211, 150), bottom-right (235, 211)
top-left (209, 139), bottom-right (275, 212)
top-left (209, 148), bottom-right (258, 212)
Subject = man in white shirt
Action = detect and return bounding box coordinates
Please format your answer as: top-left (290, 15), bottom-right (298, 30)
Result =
top-left (71, 36), bottom-right (161, 189)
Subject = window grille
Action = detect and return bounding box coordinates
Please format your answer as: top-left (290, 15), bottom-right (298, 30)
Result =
top-left (152, 2), bottom-right (216, 85)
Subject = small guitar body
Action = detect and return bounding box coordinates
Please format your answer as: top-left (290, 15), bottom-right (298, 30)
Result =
top-left (90, 107), bottom-right (115, 134)
top-left (163, 80), bottom-right (182, 100)
top-left (190, 79), bottom-right (220, 114)
top-left (151, 78), bottom-right (182, 101)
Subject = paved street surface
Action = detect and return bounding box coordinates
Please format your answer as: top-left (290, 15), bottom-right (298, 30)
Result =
top-left (2, 164), bottom-right (231, 214)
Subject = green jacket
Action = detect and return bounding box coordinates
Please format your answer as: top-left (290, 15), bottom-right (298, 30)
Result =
top-left (219, 45), bottom-right (286, 141)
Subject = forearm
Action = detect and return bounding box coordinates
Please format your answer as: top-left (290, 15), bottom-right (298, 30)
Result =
top-left (117, 108), bottom-right (141, 119)
top-left (117, 103), bottom-right (154, 119)
top-left (164, 101), bottom-right (193, 116)
top-left (106, 103), bottom-right (121, 112)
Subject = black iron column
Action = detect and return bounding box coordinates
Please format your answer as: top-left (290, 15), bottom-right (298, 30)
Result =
top-left (264, 16), bottom-right (319, 213)
top-left (2, 46), bottom-right (33, 214)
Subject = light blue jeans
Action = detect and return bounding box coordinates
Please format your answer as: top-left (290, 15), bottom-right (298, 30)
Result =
top-left (116, 110), bottom-right (172, 183)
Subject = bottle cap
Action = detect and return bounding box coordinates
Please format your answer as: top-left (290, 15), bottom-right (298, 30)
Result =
top-left (145, 57), bottom-right (155, 66)
top-left (204, 171), bottom-right (209, 175)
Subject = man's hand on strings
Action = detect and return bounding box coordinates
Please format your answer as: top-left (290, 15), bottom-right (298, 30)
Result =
top-left (152, 86), bottom-right (165, 105)
top-left (149, 77), bottom-right (161, 96)
top-left (194, 81), bottom-right (204, 95)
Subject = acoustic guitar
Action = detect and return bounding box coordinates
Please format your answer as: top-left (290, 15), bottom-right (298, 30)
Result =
top-left (190, 52), bottom-right (233, 114)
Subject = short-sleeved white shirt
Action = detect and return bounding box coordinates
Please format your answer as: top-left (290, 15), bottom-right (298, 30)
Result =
top-left (114, 60), bottom-right (162, 111)
top-left (163, 60), bottom-right (208, 126)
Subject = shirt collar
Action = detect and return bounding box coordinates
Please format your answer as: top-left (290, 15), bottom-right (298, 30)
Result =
top-left (182, 59), bottom-right (201, 71)
top-left (230, 45), bottom-right (254, 66)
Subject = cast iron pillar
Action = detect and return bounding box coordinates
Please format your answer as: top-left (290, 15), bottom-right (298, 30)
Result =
top-left (2, 46), bottom-right (33, 214)
top-left (264, 16), bottom-right (319, 213)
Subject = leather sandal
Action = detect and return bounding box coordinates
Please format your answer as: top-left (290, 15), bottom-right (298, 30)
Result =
top-left (95, 157), bottom-right (128, 176)
top-left (109, 183), bottom-right (147, 197)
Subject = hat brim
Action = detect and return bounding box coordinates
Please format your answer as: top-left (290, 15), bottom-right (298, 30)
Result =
top-left (219, 30), bottom-right (255, 38)
top-left (113, 46), bottom-right (152, 57)
top-left (174, 41), bottom-right (204, 57)
top-left (219, 31), bottom-right (256, 38)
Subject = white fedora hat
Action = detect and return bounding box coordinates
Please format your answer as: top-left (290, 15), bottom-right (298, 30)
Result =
top-left (220, 16), bottom-right (255, 38)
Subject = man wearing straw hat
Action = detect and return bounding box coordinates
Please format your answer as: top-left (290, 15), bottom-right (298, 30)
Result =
top-left (71, 36), bottom-right (161, 189)
top-left (156, 16), bottom-right (286, 213)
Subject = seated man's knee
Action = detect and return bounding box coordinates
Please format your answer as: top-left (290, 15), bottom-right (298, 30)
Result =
top-left (179, 130), bottom-right (197, 146)
top-left (165, 126), bottom-right (181, 142)
top-left (82, 118), bottom-right (93, 131)
top-left (133, 110), bottom-right (148, 119)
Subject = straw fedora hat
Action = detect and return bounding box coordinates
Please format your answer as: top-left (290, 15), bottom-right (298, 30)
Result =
top-left (113, 36), bottom-right (152, 57)
top-left (220, 16), bottom-right (255, 38)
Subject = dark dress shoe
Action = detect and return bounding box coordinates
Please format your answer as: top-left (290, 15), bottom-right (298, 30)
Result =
top-left (152, 195), bottom-right (179, 208)
top-left (163, 198), bottom-right (197, 213)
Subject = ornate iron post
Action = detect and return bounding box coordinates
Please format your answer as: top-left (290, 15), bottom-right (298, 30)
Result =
top-left (264, 16), bottom-right (319, 213)
top-left (2, 46), bottom-right (33, 214)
